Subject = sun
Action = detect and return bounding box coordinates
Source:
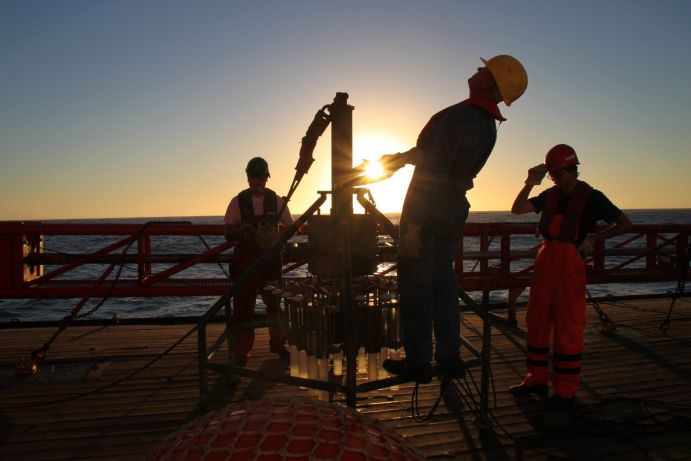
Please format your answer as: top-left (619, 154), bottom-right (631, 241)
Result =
top-left (363, 160), bottom-right (385, 180)
top-left (353, 133), bottom-right (413, 213)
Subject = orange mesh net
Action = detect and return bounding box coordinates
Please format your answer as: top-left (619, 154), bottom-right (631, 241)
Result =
top-left (148, 398), bottom-right (423, 461)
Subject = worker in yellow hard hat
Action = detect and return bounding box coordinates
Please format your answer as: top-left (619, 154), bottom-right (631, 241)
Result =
top-left (378, 55), bottom-right (528, 382)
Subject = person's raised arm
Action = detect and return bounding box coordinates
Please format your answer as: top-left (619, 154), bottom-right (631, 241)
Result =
top-left (512, 164), bottom-right (547, 214)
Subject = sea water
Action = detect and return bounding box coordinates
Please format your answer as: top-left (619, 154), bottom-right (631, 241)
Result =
top-left (1, 209), bottom-right (689, 322)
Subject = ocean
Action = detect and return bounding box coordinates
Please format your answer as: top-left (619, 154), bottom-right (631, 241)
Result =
top-left (1, 209), bottom-right (690, 322)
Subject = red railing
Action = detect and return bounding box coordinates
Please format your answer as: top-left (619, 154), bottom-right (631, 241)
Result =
top-left (456, 223), bottom-right (689, 290)
top-left (1, 221), bottom-right (688, 302)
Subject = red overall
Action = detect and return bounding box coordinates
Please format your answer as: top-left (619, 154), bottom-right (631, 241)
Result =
top-left (231, 240), bottom-right (285, 362)
top-left (523, 182), bottom-right (591, 398)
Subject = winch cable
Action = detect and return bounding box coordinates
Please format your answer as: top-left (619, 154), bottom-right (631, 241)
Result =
top-left (659, 246), bottom-right (690, 335)
top-left (276, 104), bottom-right (332, 221)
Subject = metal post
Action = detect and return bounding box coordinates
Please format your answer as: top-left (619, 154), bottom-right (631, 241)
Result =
top-left (225, 300), bottom-right (235, 366)
top-left (197, 322), bottom-right (208, 413)
top-left (480, 294), bottom-right (492, 424)
top-left (329, 92), bottom-right (358, 406)
top-left (341, 217), bottom-right (357, 407)
top-left (137, 234), bottom-right (151, 285)
top-left (330, 92), bottom-right (353, 217)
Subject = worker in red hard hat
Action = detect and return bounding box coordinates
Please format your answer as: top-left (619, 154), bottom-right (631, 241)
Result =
top-left (371, 54), bottom-right (528, 383)
top-left (510, 144), bottom-right (633, 410)
top-left (223, 156), bottom-right (294, 366)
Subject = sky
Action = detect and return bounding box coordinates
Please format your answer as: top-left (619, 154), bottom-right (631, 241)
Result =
top-left (1, 0), bottom-right (690, 220)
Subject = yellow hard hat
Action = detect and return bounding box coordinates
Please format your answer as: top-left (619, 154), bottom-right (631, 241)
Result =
top-left (481, 55), bottom-right (528, 106)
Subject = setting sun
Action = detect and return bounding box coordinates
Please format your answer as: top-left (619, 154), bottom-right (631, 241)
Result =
top-left (363, 160), bottom-right (385, 180)
top-left (353, 133), bottom-right (412, 213)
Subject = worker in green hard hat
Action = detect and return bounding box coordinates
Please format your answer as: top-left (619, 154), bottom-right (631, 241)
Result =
top-left (223, 156), bottom-right (294, 366)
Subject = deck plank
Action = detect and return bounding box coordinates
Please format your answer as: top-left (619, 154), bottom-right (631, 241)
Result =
top-left (1, 297), bottom-right (691, 460)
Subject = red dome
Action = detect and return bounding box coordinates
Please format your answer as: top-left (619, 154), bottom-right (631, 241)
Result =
top-left (148, 398), bottom-right (424, 461)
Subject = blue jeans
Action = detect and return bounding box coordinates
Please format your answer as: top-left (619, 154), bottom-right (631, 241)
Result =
top-left (397, 231), bottom-right (462, 363)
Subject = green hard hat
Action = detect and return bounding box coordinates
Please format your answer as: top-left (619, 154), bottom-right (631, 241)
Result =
top-left (245, 156), bottom-right (270, 177)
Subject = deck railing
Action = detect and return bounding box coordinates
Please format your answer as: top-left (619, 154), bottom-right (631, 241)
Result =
top-left (1, 221), bottom-right (688, 302)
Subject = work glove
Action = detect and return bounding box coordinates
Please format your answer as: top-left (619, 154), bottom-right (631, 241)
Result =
top-left (234, 222), bottom-right (254, 240)
top-left (399, 224), bottom-right (422, 259)
top-left (525, 163), bottom-right (548, 186)
top-left (578, 233), bottom-right (597, 257)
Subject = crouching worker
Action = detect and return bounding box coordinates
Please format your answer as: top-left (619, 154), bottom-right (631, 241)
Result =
top-left (510, 144), bottom-right (632, 409)
top-left (223, 156), bottom-right (294, 366)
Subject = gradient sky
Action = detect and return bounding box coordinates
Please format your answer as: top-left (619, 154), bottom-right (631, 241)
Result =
top-left (2, 0), bottom-right (690, 220)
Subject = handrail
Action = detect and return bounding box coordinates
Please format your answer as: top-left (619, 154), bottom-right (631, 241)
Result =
top-left (1, 221), bottom-right (689, 299)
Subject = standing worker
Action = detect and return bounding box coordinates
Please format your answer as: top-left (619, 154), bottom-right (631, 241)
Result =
top-left (509, 144), bottom-right (632, 409)
top-left (377, 55), bottom-right (528, 382)
top-left (223, 156), bottom-right (294, 366)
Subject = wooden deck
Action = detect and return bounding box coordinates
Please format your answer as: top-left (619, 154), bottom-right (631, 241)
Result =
top-left (2, 296), bottom-right (691, 460)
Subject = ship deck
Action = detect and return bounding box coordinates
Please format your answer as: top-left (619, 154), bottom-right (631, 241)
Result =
top-left (2, 296), bottom-right (691, 460)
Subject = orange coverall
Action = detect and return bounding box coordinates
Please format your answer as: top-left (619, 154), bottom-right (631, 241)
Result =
top-left (523, 216), bottom-right (586, 398)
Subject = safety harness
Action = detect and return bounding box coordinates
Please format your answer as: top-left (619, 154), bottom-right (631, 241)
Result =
top-left (536, 181), bottom-right (618, 335)
top-left (538, 181), bottom-right (593, 243)
top-left (238, 188), bottom-right (279, 229)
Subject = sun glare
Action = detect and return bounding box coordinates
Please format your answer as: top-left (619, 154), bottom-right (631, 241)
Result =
top-left (364, 160), bottom-right (385, 179)
top-left (353, 133), bottom-right (412, 213)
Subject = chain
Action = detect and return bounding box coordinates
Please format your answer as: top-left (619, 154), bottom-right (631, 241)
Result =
top-left (18, 222), bottom-right (156, 374)
top-left (587, 288), bottom-right (618, 335)
top-left (198, 235), bottom-right (231, 279)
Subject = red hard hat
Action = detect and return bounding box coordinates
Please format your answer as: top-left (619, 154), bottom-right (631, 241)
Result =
top-left (545, 144), bottom-right (579, 172)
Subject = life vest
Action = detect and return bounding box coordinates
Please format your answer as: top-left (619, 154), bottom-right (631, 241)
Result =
top-left (237, 188), bottom-right (279, 228)
top-left (537, 181), bottom-right (593, 243)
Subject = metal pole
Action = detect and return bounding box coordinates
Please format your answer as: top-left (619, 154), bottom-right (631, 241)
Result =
top-left (480, 291), bottom-right (491, 424)
top-left (197, 322), bottom-right (208, 413)
top-left (330, 92), bottom-right (353, 217)
top-left (341, 217), bottom-right (357, 406)
top-left (329, 92), bottom-right (358, 406)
